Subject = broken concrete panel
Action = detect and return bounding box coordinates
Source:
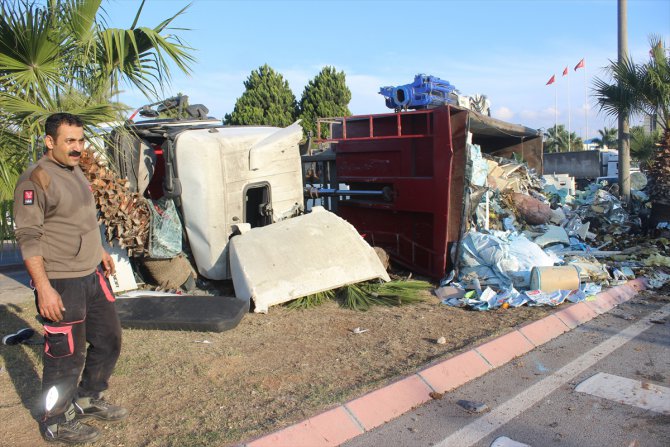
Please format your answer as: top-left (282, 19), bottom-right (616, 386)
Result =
top-left (576, 221), bottom-right (591, 239)
top-left (229, 207), bottom-right (391, 313)
top-left (533, 225), bottom-right (570, 248)
top-left (549, 207), bottom-right (566, 225)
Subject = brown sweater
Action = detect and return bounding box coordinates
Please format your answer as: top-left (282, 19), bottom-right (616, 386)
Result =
top-left (14, 156), bottom-right (102, 279)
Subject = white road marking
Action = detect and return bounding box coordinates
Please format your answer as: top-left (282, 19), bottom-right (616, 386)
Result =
top-left (575, 372), bottom-right (670, 414)
top-left (490, 436), bottom-right (532, 447)
top-left (435, 304), bottom-right (670, 447)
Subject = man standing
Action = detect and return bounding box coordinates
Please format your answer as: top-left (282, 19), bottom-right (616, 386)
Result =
top-left (13, 113), bottom-right (127, 444)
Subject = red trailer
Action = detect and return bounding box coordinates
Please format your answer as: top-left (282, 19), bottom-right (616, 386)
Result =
top-left (315, 106), bottom-right (543, 279)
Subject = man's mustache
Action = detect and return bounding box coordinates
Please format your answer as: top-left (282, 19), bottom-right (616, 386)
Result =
top-left (69, 150), bottom-right (81, 157)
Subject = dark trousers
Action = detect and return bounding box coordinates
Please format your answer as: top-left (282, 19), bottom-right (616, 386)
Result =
top-left (35, 267), bottom-right (122, 425)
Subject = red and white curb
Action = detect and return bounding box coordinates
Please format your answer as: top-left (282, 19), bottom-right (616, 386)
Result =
top-left (240, 278), bottom-right (647, 447)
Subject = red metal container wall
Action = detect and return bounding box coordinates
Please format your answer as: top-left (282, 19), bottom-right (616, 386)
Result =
top-left (334, 107), bottom-right (464, 279)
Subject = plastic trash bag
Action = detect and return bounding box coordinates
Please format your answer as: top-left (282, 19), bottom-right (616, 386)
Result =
top-left (459, 230), bottom-right (554, 289)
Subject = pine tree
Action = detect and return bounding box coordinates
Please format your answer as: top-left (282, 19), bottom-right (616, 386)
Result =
top-left (298, 66), bottom-right (352, 138)
top-left (224, 64), bottom-right (298, 126)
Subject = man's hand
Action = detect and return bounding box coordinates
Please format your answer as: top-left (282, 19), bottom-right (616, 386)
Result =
top-left (24, 256), bottom-right (65, 322)
top-left (102, 250), bottom-right (116, 278)
top-left (36, 283), bottom-right (66, 322)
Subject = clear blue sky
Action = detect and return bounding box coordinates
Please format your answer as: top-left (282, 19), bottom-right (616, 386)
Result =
top-left (104, 0), bottom-right (670, 139)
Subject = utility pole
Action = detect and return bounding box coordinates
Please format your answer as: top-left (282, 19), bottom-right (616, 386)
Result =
top-left (618, 0), bottom-right (631, 203)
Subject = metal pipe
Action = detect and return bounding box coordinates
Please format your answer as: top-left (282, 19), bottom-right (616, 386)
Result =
top-left (305, 187), bottom-right (393, 201)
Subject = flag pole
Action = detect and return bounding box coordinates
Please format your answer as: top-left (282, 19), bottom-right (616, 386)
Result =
top-left (567, 68), bottom-right (571, 151)
top-left (574, 58), bottom-right (587, 144)
top-left (546, 74), bottom-right (557, 151)
top-left (584, 62), bottom-right (588, 142)
top-left (554, 83), bottom-right (558, 151)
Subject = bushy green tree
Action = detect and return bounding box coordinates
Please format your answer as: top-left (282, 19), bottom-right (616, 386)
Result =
top-left (543, 125), bottom-right (584, 152)
top-left (224, 64), bottom-right (298, 126)
top-left (298, 66), bottom-right (351, 138)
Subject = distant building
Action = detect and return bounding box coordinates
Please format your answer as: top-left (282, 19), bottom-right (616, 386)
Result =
top-left (643, 112), bottom-right (663, 133)
top-left (583, 138), bottom-right (599, 151)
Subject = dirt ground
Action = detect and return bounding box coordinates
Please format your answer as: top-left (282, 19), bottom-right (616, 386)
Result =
top-left (0, 281), bottom-right (558, 447)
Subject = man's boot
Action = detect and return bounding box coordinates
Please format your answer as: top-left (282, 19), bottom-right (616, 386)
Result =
top-left (74, 394), bottom-right (128, 422)
top-left (42, 405), bottom-right (100, 444)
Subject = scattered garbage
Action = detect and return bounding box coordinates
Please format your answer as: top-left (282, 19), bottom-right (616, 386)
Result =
top-left (351, 327), bottom-right (369, 334)
top-left (440, 139), bottom-right (669, 311)
top-left (646, 271), bottom-right (670, 289)
top-left (457, 399), bottom-right (490, 413)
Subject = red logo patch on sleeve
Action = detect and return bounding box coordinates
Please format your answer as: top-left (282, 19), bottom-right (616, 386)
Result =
top-left (23, 190), bottom-right (34, 205)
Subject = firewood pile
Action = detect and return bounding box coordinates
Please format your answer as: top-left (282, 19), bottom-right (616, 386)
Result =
top-left (79, 149), bottom-right (151, 256)
top-left (647, 130), bottom-right (670, 205)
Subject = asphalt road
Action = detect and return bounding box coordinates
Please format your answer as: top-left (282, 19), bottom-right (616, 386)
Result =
top-left (0, 243), bottom-right (31, 307)
top-left (343, 293), bottom-right (670, 447)
top-left (0, 266), bottom-right (31, 307)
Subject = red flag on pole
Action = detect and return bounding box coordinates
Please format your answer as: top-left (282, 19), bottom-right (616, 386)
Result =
top-left (563, 67), bottom-right (568, 76)
top-left (546, 75), bottom-right (556, 85)
top-left (574, 59), bottom-right (585, 71)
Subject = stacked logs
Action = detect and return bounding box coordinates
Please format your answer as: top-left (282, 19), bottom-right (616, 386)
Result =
top-left (79, 149), bottom-right (151, 256)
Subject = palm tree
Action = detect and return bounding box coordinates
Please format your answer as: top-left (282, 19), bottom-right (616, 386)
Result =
top-left (0, 0), bottom-right (195, 201)
top-left (630, 125), bottom-right (661, 164)
top-left (593, 35), bottom-right (670, 205)
top-left (591, 127), bottom-right (618, 149)
top-left (544, 125), bottom-right (584, 153)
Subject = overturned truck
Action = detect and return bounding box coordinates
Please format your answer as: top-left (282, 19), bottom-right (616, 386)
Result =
top-left (106, 104), bottom-right (389, 331)
top-left (311, 106), bottom-right (544, 279)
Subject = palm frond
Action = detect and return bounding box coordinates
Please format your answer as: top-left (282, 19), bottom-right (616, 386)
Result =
top-left (339, 280), bottom-right (431, 310)
top-left (0, 1), bottom-right (68, 95)
top-left (338, 283), bottom-right (375, 311)
top-left (285, 289), bottom-right (335, 310)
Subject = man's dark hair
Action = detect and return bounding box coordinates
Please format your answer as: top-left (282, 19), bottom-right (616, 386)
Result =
top-left (45, 113), bottom-right (84, 139)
